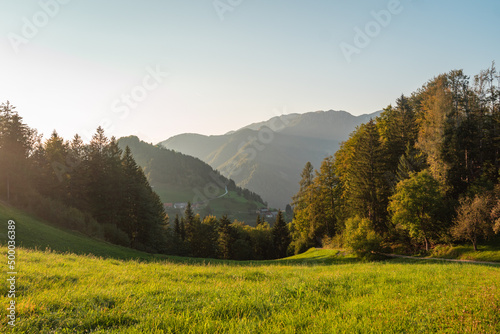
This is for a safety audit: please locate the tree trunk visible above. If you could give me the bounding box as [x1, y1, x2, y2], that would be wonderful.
[424, 236, 429, 252]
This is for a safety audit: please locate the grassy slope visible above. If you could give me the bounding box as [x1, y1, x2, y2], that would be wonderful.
[0, 202, 157, 260]
[431, 241, 500, 262]
[0, 248, 499, 333]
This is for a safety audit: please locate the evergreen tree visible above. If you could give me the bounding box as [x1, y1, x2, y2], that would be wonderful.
[292, 162, 314, 210]
[314, 156, 340, 237]
[0, 102, 36, 202]
[183, 202, 195, 243]
[37, 131, 70, 201]
[180, 219, 186, 242]
[173, 214, 181, 239]
[255, 214, 262, 227]
[272, 210, 291, 258]
[218, 215, 234, 259]
[290, 162, 317, 249]
[196, 215, 219, 258]
[350, 120, 387, 232]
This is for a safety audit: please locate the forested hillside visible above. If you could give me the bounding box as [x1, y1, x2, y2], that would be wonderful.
[160, 110, 381, 208]
[0, 108, 168, 253]
[291, 65, 500, 255]
[117, 136, 265, 207]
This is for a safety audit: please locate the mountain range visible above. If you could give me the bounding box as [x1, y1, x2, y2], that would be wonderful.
[159, 110, 381, 208]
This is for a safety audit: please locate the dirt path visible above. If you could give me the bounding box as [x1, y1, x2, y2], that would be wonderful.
[378, 252, 500, 266]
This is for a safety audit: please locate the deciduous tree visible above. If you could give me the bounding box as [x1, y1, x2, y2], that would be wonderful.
[389, 170, 444, 251]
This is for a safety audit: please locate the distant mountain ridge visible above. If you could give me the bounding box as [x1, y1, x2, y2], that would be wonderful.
[160, 109, 382, 208]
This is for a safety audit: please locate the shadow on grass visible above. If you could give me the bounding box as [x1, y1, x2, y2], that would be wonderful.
[159, 249, 360, 267]
[379, 254, 500, 268]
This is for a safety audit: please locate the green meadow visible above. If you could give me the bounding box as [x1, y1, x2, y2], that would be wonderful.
[0, 247, 498, 333]
[1, 203, 500, 333]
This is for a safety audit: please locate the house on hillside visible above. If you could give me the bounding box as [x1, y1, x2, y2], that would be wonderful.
[265, 211, 279, 220]
[174, 202, 188, 210]
[164, 203, 173, 208]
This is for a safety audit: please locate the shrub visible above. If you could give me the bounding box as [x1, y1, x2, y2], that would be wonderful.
[103, 224, 131, 247]
[344, 216, 382, 260]
[289, 236, 312, 255]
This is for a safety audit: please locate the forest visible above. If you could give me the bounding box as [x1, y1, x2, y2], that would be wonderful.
[290, 64, 500, 257]
[2, 65, 500, 261]
[0, 106, 288, 259]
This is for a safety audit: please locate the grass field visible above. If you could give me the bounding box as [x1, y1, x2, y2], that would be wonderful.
[0, 247, 499, 333]
[1, 203, 500, 333]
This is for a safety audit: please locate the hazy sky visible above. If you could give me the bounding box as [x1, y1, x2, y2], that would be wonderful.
[1, 0, 499, 143]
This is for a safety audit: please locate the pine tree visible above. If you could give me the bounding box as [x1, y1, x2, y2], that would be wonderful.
[350, 120, 387, 232]
[272, 210, 291, 258]
[180, 219, 186, 242]
[255, 214, 262, 227]
[0, 102, 35, 202]
[37, 131, 70, 201]
[290, 162, 317, 248]
[218, 215, 234, 259]
[314, 156, 340, 237]
[183, 202, 195, 243]
[292, 162, 314, 210]
[174, 214, 181, 239]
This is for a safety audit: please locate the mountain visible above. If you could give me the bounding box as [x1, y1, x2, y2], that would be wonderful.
[117, 136, 267, 223]
[159, 109, 382, 208]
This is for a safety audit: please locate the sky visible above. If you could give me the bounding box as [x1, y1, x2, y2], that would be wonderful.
[0, 0, 499, 144]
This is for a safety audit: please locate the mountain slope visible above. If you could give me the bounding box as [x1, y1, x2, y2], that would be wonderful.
[160, 110, 381, 208]
[117, 136, 266, 222]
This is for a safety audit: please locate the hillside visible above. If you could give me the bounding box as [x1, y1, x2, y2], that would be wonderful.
[160, 110, 381, 208]
[117, 136, 267, 223]
[0, 201, 155, 260]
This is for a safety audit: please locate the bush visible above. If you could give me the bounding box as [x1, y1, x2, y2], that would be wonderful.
[344, 216, 382, 260]
[103, 224, 131, 247]
[431, 244, 460, 259]
[17, 191, 104, 239]
[321, 234, 344, 249]
[289, 236, 312, 255]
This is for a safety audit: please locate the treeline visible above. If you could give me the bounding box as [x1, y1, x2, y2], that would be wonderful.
[0, 105, 169, 252]
[291, 64, 500, 256]
[170, 203, 290, 260]
[0, 104, 286, 258]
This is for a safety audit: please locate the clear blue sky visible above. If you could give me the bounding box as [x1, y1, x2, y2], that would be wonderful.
[1, 0, 499, 143]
